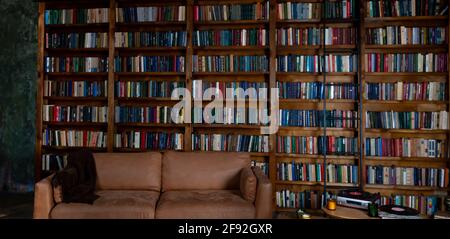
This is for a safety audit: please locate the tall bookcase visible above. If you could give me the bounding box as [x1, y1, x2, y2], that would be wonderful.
[361, 0, 449, 213]
[36, 0, 449, 216]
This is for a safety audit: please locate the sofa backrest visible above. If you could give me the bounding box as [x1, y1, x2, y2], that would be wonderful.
[162, 151, 250, 192]
[93, 152, 161, 191]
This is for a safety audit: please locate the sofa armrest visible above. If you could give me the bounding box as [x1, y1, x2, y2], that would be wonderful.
[33, 174, 55, 219]
[252, 167, 272, 219]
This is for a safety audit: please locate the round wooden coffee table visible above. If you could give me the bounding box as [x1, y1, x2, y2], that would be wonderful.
[322, 206, 379, 219]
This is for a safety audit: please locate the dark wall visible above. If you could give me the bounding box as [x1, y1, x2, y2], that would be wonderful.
[0, 0, 37, 192]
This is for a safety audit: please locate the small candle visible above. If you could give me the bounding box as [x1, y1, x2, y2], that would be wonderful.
[327, 199, 337, 211]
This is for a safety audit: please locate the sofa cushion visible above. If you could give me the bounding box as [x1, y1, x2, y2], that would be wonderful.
[93, 152, 161, 191]
[240, 167, 257, 203]
[155, 190, 255, 219]
[50, 190, 159, 219]
[162, 151, 250, 192]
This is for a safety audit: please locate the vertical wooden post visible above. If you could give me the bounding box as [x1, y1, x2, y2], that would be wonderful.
[185, 0, 194, 151]
[268, 0, 277, 211]
[107, 0, 116, 152]
[359, 0, 367, 191]
[35, 2, 46, 182]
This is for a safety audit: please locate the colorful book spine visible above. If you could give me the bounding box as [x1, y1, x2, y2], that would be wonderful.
[193, 29, 268, 47]
[45, 8, 109, 25]
[276, 2, 320, 20]
[41, 154, 67, 171]
[194, 2, 269, 21]
[115, 31, 187, 48]
[279, 110, 358, 128]
[43, 129, 107, 148]
[116, 6, 186, 23]
[365, 82, 446, 101]
[115, 106, 183, 124]
[192, 55, 268, 72]
[380, 194, 440, 216]
[45, 57, 109, 73]
[44, 80, 107, 97]
[192, 80, 267, 100]
[276, 54, 355, 72]
[276, 189, 332, 209]
[43, 105, 107, 123]
[367, 26, 447, 45]
[366, 165, 449, 188]
[278, 82, 357, 100]
[322, 0, 355, 19]
[115, 81, 185, 98]
[364, 53, 448, 72]
[365, 137, 443, 158]
[366, 0, 446, 17]
[365, 111, 449, 129]
[276, 136, 358, 155]
[192, 134, 269, 152]
[192, 106, 266, 125]
[277, 162, 358, 184]
[46, 32, 108, 48]
[114, 56, 185, 72]
[324, 27, 356, 45]
[114, 131, 184, 150]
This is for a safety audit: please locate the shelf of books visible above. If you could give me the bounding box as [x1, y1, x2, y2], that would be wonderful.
[361, 0, 450, 215]
[274, 0, 361, 212]
[191, 0, 271, 175]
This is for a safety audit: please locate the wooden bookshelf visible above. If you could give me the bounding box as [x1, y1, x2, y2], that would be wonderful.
[36, 0, 450, 215]
[360, 0, 450, 215]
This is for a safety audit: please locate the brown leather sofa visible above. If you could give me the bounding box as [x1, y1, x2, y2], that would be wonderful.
[33, 151, 272, 219]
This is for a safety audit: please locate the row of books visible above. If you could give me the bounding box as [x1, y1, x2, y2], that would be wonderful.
[193, 29, 268, 47]
[194, 3, 269, 21]
[114, 131, 183, 150]
[365, 111, 449, 129]
[322, 0, 355, 19]
[366, 0, 446, 17]
[366, 26, 447, 45]
[276, 54, 356, 72]
[364, 53, 448, 72]
[276, 189, 328, 209]
[366, 166, 448, 188]
[365, 137, 444, 158]
[45, 57, 108, 73]
[276, 2, 320, 20]
[279, 110, 358, 128]
[277, 162, 358, 184]
[44, 80, 107, 97]
[278, 82, 358, 100]
[43, 105, 107, 123]
[192, 107, 268, 125]
[115, 106, 181, 124]
[192, 55, 268, 73]
[115, 32, 187, 48]
[116, 7, 186, 23]
[41, 154, 67, 172]
[191, 134, 269, 152]
[192, 80, 267, 100]
[364, 82, 446, 101]
[114, 56, 185, 72]
[46, 32, 108, 49]
[277, 136, 358, 155]
[276, 27, 355, 46]
[115, 81, 185, 98]
[380, 194, 440, 216]
[252, 161, 269, 176]
[45, 8, 109, 25]
[43, 129, 107, 148]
